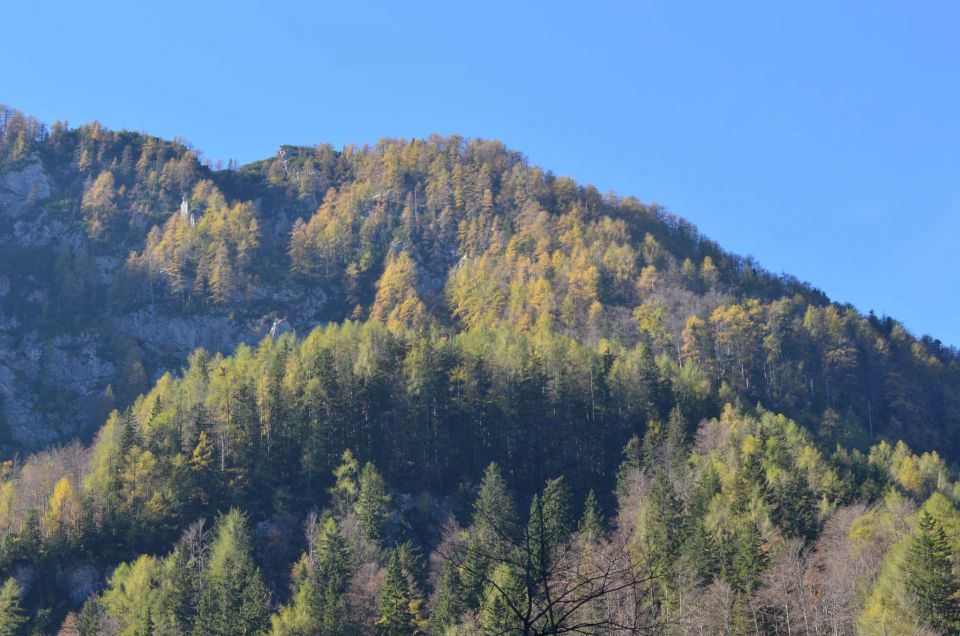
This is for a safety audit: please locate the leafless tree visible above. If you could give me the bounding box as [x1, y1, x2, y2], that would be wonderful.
[438, 497, 662, 635]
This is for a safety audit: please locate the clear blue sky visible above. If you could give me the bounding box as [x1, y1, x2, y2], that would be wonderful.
[5, 1, 959, 345]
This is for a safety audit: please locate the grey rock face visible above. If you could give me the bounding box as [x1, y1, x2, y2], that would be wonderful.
[12, 214, 83, 249]
[0, 160, 50, 217]
[0, 158, 337, 451]
[115, 308, 246, 361]
[0, 330, 115, 447]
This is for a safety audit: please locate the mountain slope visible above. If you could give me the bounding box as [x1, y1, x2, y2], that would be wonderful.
[0, 105, 956, 457]
[2, 107, 960, 632]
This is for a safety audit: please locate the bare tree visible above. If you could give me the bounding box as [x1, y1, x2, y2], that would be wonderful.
[438, 498, 661, 635]
[753, 537, 811, 635]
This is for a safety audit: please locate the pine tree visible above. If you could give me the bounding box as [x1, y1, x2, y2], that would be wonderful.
[194, 509, 271, 636]
[472, 463, 518, 544]
[76, 598, 102, 636]
[905, 511, 960, 633]
[637, 475, 687, 611]
[377, 550, 416, 636]
[540, 476, 574, 546]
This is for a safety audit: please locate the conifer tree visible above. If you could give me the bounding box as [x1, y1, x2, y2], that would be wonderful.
[905, 511, 960, 633]
[730, 521, 767, 594]
[81, 170, 118, 238]
[159, 541, 199, 635]
[0, 578, 25, 636]
[330, 449, 360, 514]
[428, 562, 466, 635]
[271, 515, 352, 636]
[477, 564, 526, 635]
[528, 476, 573, 583]
[579, 489, 604, 542]
[461, 463, 518, 606]
[355, 462, 391, 544]
[194, 509, 270, 636]
[472, 463, 518, 545]
[377, 550, 416, 636]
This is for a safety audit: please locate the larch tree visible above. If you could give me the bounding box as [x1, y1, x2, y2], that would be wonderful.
[0, 578, 26, 636]
[81, 170, 118, 238]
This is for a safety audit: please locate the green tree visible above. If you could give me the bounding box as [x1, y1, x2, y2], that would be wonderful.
[461, 464, 519, 606]
[355, 462, 391, 544]
[428, 562, 466, 635]
[905, 511, 960, 633]
[271, 516, 352, 635]
[377, 550, 417, 636]
[100, 554, 163, 636]
[730, 521, 767, 594]
[579, 489, 604, 542]
[330, 449, 360, 514]
[472, 463, 519, 547]
[76, 597, 102, 636]
[0, 578, 26, 636]
[528, 476, 573, 583]
[159, 539, 201, 635]
[195, 509, 271, 636]
[477, 564, 526, 635]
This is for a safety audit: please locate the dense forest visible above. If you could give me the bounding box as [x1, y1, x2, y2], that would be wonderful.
[1, 106, 960, 633]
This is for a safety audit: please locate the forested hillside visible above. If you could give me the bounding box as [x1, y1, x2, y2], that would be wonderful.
[1, 106, 960, 633]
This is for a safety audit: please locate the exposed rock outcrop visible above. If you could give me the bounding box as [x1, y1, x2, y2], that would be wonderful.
[0, 160, 50, 217]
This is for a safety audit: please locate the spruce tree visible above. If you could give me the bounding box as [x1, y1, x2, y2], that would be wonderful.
[462, 463, 518, 607]
[194, 509, 270, 636]
[540, 476, 574, 546]
[76, 598, 102, 636]
[477, 564, 526, 635]
[271, 516, 352, 635]
[159, 542, 198, 634]
[428, 562, 466, 635]
[905, 511, 960, 633]
[355, 462, 391, 544]
[377, 550, 416, 636]
[579, 489, 604, 542]
[730, 521, 767, 593]
[472, 463, 518, 547]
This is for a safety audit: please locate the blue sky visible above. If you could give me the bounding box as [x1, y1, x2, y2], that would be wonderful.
[5, 1, 959, 344]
